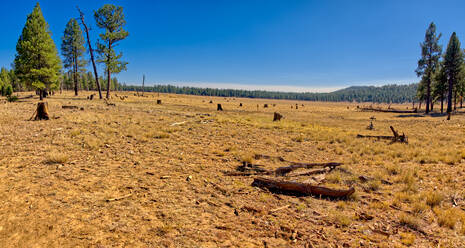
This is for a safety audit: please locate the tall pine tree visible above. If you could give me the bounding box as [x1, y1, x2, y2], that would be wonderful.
[416, 22, 442, 114]
[444, 32, 463, 116]
[94, 4, 129, 99]
[61, 18, 86, 96]
[14, 3, 61, 100]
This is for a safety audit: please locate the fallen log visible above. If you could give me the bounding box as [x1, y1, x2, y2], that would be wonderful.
[360, 107, 417, 114]
[62, 105, 79, 109]
[275, 162, 342, 176]
[252, 177, 355, 198]
[357, 126, 407, 143]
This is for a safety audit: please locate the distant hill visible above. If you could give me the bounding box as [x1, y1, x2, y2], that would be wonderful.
[120, 83, 418, 103]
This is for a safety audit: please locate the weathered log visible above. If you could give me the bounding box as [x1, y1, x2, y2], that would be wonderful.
[217, 104, 223, 111]
[360, 107, 417, 113]
[31, 102, 50, 120]
[252, 177, 355, 198]
[273, 112, 283, 121]
[275, 162, 342, 176]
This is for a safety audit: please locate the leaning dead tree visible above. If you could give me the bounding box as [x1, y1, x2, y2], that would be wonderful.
[77, 6, 103, 99]
[357, 126, 408, 143]
[30, 102, 50, 120]
[252, 177, 355, 198]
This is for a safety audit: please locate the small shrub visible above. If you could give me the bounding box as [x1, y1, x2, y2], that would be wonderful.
[400, 232, 415, 246]
[434, 207, 458, 229]
[7, 95, 18, 102]
[425, 191, 444, 207]
[45, 152, 69, 164]
[399, 213, 420, 231]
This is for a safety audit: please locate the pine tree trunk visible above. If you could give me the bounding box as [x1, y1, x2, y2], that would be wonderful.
[425, 78, 430, 114]
[454, 91, 457, 110]
[106, 41, 112, 99]
[39, 89, 43, 101]
[73, 55, 78, 96]
[430, 100, 434, 111]
[441, 97, 444, 113]
[447, 77, 453, 114]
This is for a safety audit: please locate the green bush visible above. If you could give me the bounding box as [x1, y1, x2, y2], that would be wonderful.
[7, 95, 18, 102]
[4, 84, 13, 96]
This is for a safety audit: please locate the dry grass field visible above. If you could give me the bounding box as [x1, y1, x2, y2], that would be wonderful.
[0, 91, 465, 247]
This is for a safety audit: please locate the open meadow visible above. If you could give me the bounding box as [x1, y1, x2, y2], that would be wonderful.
[0, 91, 464, 247]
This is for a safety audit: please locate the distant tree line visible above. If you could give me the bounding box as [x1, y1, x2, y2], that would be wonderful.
[119, 83, 418, 103]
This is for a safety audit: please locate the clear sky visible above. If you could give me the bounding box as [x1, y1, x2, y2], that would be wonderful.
[1, 0, 464, 92]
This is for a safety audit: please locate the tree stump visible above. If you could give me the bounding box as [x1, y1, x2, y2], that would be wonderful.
[157, 99, 162, 104]
[264, 104, 268, 108]
[89, 94, 94, 100]
[209, 100, 213, 104]
[273, 112, 283, 121]
[217, 104, 223, 111]
[239, 103, 243, 107]
[33, 102, 50, 120]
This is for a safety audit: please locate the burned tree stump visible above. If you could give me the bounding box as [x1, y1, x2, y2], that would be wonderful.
[239, 103, 243, 107]
[157, 99, 162, 104]
[209, 100, 213, 104]
[32, 102, 50, 120]
[217, 104, 223, 111]
[89, 94, 95, 100]
[273, 112, 283, 121]
[264, 104, 268, 108]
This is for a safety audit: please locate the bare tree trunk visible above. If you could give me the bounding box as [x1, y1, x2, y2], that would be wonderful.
[430, 100, 434, 111]
[73, 55, 78, 96]
[425, 78, 431, 114]
[441, 96, 444, 113]
[39, 89, 43, 101]
[77, 7, 103, 99]
[106, 41, 112, 99]
[447, 77, 453, 114]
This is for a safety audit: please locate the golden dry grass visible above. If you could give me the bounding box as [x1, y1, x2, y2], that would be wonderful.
[0, 91, 464, 247]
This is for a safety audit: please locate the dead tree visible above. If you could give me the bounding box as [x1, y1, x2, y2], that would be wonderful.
[77, 7, 102, 99]
[31, 102, 50, 120]
[273, 112, 283, 121]
[217, 104, 223, 111]
[252, 177, 355, 198]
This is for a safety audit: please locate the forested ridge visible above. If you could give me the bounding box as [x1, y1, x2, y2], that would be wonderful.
[118, 83, 419, 103]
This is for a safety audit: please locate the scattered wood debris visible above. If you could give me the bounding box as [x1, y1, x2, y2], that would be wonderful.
[252, 177, 355, 198]
[357, 126, 408, 143]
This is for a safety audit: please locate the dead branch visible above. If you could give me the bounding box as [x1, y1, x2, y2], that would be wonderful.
[252, 177, 355, 198]
[105, 193, 132, 202]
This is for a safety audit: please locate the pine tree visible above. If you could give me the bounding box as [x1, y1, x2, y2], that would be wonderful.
[14, 3, 61, 100]
[416, 22, 442, 114]
[61, 18, 86, 96]
[444, 32, 463, 116]
[432, 62, 447, 113]
[94, 4, 129, 99]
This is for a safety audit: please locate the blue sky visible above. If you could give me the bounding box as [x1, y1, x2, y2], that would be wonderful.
[1, 0, 464, 92]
